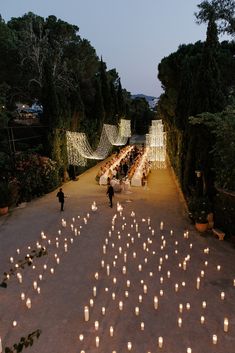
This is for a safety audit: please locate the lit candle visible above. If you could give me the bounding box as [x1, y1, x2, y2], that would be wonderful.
[95, 336, 99, 348]
[102, 307, 106, 315]
[10, 257, 14, 263]
[183, 261, 187, 270]
[159, 290, 164, 296]
[89, 299, 94, 307]
[26, 298, 31, 309]
[39, 274, 43, 280]
[21, 292, 25, 300]
[127, 280, 131, 287]
[123, 266, 127, 274]
[221, 291, 225, 300]
[143, 285, 147, 294]
[56, 258, 60, 265]
[139, 295, 143, 303]
[33, 281, 37, 289]
[110, 326, 114, 337]
[141, 322, 145, 330]
[178, 317, 182, 327]
[202, 301, 207, 309]
[167, 271, 171, 278]
[160, 277, 163, 284]
[186, 303, 191, 310]
[125, 290, 129, 298]
[127, 342, 132, 351]
[175, 283, 179, 292]
[196, 277, 200, 290]
[224, 318, 229, 332]
[154, 296, 158, 309]
[200, 270, 205, 278]
[37, 287, 40, 294]
[212, 334, 217, 344]
[201, 316, 205, 324]
[95, 321, 99, 330]
[50, 268, 54, 274]
[113, 277, 117, 284]
[217, 265, 221, 271]
[84, 306, 89, 321]
[94, 272, 99, 280]
[179, 304, 183, 313]
[135, 306, 140, 316]
[0, 337, 2, 353]
[160, 222, 164, 230]
[233, 279, 235, 286]
[106, 265, 110, 276]
[93, 286, 97, 297]
[79, 334, 84, 341]
[103, 245, 106, 254]
[119, 301, 123, 311]
[133, 252, 136, 258]
[158, 336, 163, 348]
[187, 348, 192, 353]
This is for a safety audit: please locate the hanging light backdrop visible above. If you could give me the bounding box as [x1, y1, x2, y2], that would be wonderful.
[146, 120, 167, 168]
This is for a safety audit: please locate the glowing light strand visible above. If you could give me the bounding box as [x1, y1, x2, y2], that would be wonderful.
[146, 120, 167, 168]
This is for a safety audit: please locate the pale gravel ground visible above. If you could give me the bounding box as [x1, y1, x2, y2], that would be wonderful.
[0, 162, 235, 353]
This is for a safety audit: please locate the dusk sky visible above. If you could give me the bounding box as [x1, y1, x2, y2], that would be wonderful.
[1, 0, 216, 97]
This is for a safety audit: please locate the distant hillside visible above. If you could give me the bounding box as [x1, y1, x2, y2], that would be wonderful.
[131, 94, 158, 109]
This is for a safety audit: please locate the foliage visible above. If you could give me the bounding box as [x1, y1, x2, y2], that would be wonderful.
[4, 329, 41, 353]
[188, 196, 212, 223]
[0, 182, 11, 208]
[195, 0, 235, 36]
[15, 153, 60, 202]
[190, 103, 235, 191]
[0, 247, 47, 288]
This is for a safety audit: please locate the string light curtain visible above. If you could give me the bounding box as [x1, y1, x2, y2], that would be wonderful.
[104, 124, 128, 146]
[66, 119, 131, 166]
[119, 119, 131, 138]
[146, 120, 167, 168]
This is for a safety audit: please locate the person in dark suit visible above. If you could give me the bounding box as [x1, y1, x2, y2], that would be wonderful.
[106, 184, 114, 208]
[56, 188, 65, 211]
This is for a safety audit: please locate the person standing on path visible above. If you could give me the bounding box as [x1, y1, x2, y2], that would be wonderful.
[56, 188, 65, 211]
[106, 183, 114, 208]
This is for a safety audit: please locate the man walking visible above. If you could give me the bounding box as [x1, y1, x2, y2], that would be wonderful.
[106, 183, 114, 208]
[56, 188, 65, 211]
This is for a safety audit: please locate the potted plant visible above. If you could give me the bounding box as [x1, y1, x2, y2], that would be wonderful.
[188, 196, 211, 232]
[0, 182, 11, 215]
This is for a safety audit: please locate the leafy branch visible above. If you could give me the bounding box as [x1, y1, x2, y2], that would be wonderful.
[4, 329, 41, 353]
[0, 248, 47, 288]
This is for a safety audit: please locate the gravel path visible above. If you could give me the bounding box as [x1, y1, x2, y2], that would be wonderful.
[0, 163, 235, 353]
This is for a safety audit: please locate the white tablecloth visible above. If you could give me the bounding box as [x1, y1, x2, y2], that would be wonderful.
[131, 149, 150, 187]
[99, 146, 133, 185]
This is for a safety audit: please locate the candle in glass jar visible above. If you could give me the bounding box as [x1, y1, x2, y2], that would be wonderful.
[26, 298, 31, 309]
[127, 342, 132, 351]
[224, 318, 229, 332]
[84, 306, 89, 321]
[212, 334, 217, 344]
[178, 317, 182, 327]
[158, 336, 163, 348]
[135, 306, 140, 316]
[110, 326, 114, 337]
[154, 296, 158, 309]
